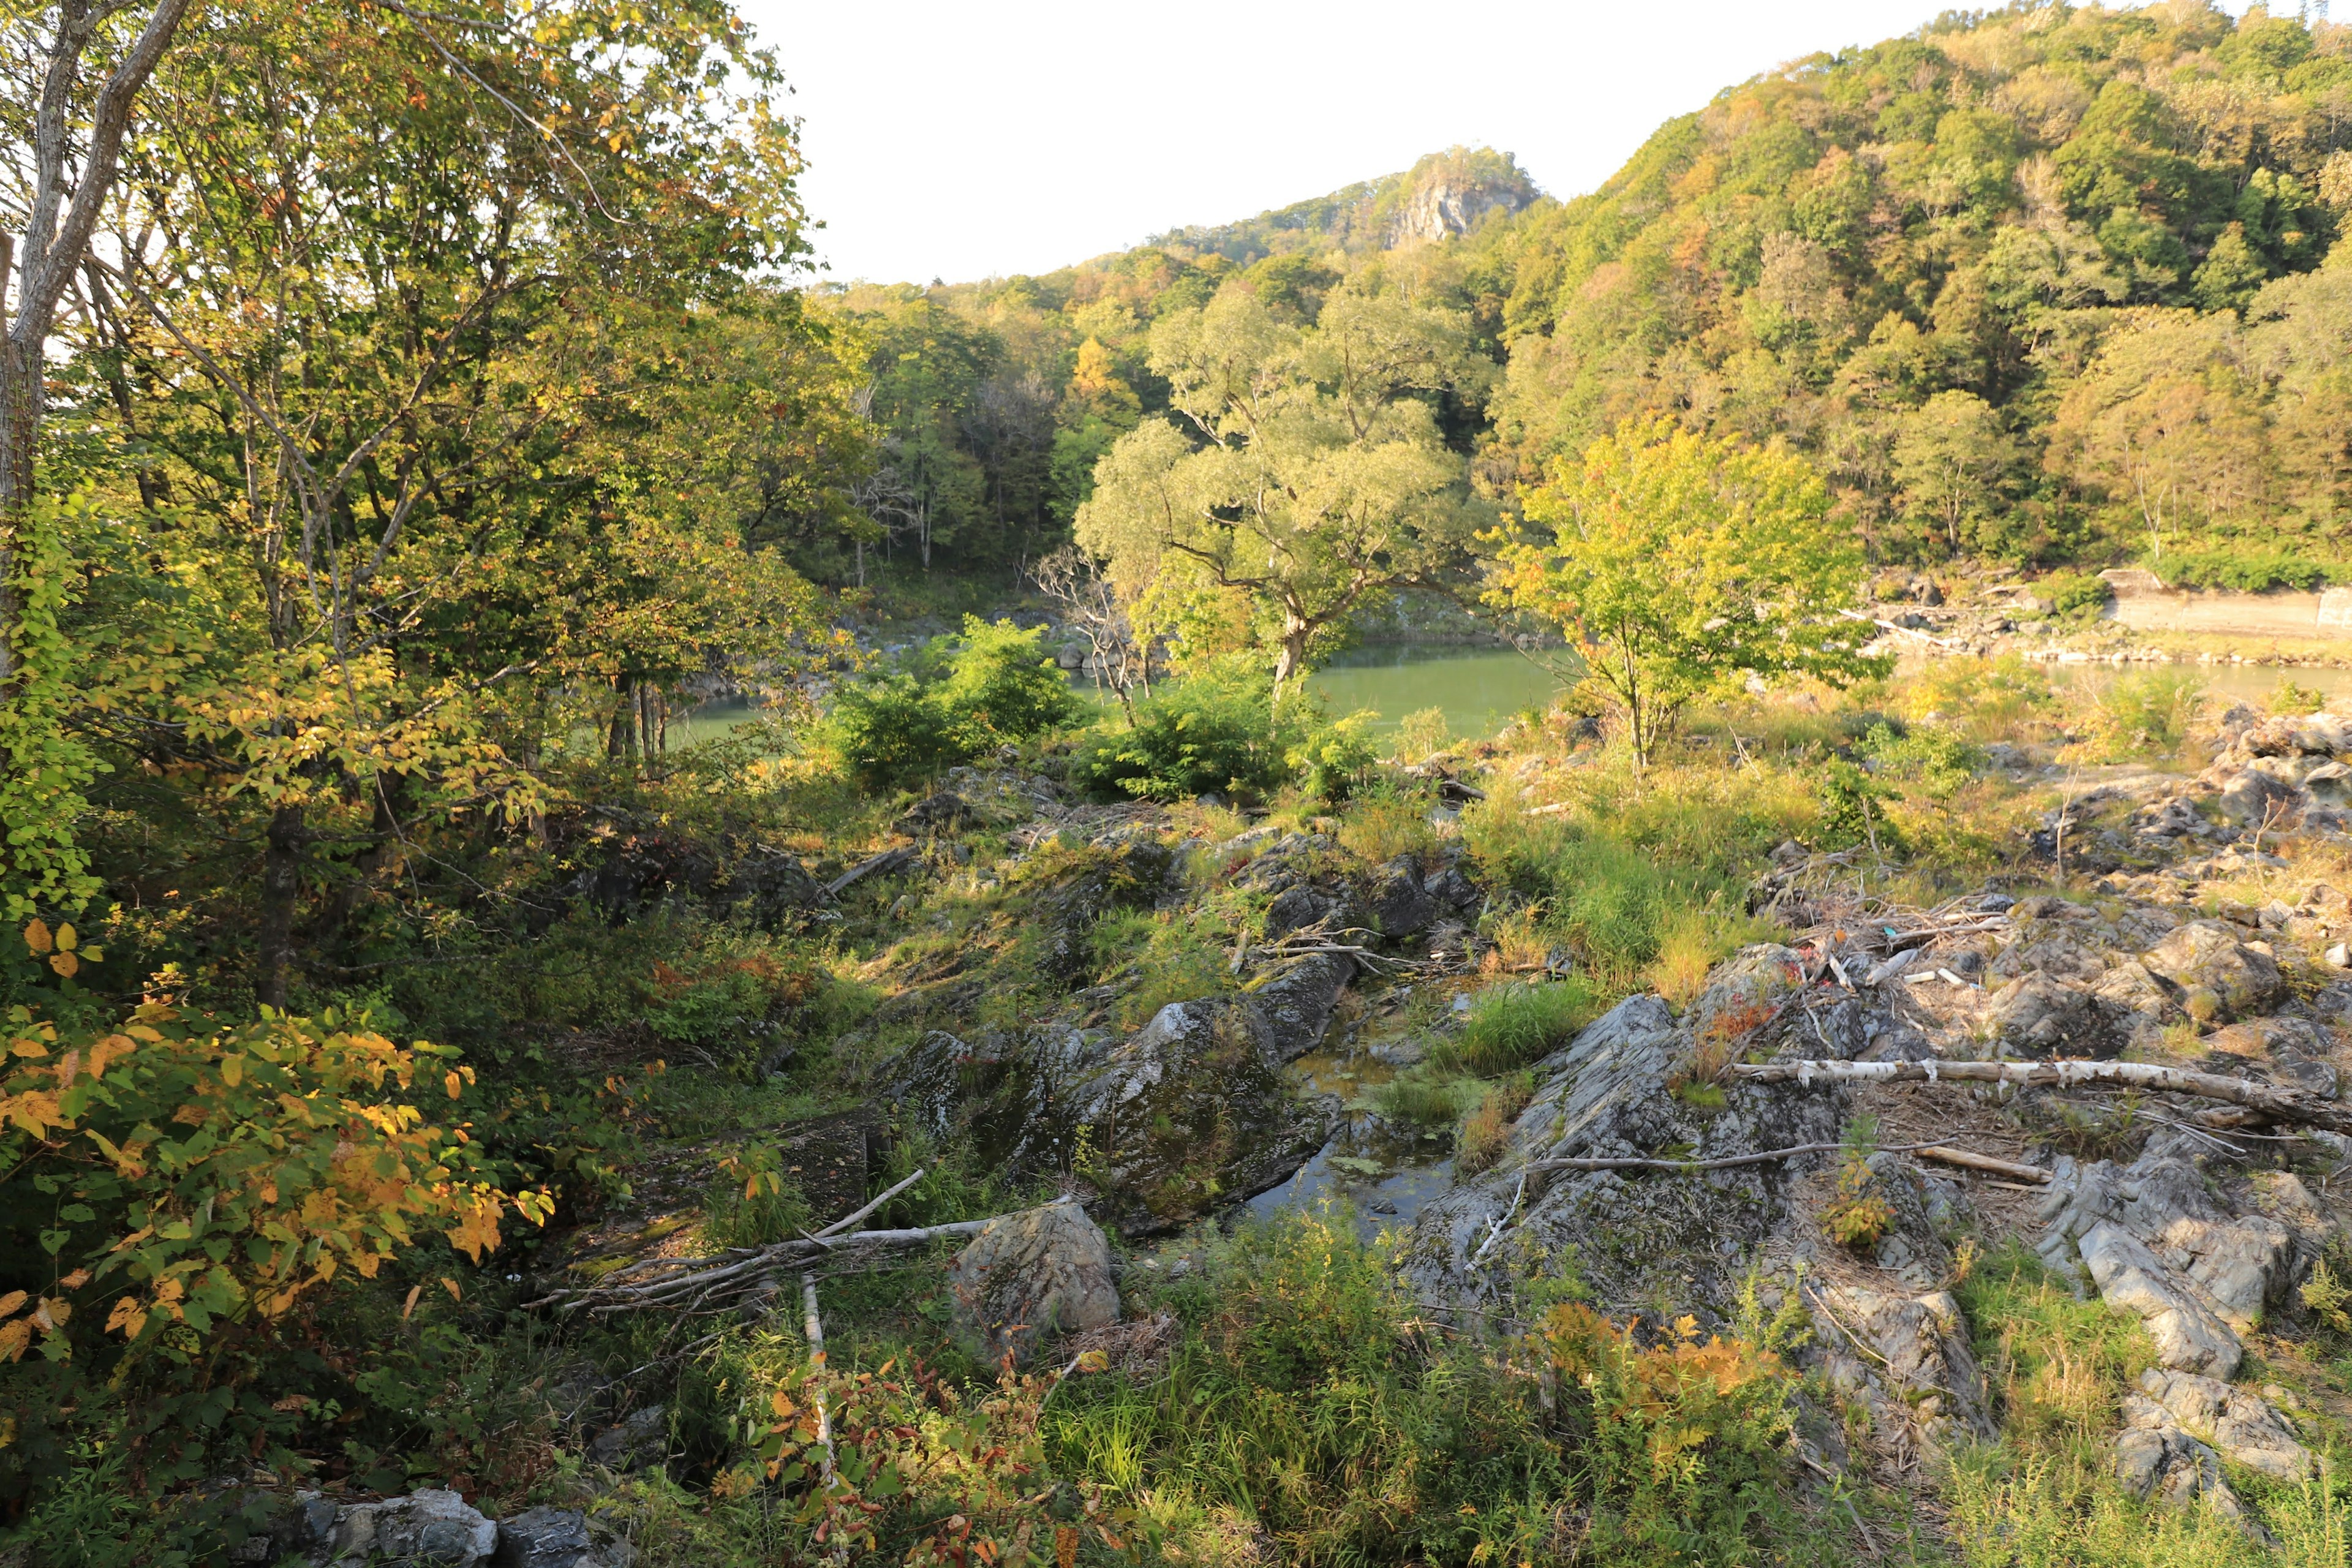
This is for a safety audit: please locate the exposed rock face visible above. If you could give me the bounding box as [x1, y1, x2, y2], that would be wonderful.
[491, 1508, 635, 1568]
[586, 1405, 669, 1471]
[2037, 1136, 2305, 1379]
[2116, 1398, 2244, 1518]
[326, 1490, 500, 1567]
[2138, 921, 2285, 1021]
[895, 792, 974, 837]
[1063, 985, 1333, 1233]
[949, 1202, 1121, 1367]
[1983, 974, 2136, 1058]
[723, 846, 828, 929]
[1403, 982, 1845, 1310]
[1812, 1282, 1996, 1448]
[1368, 856, 1438, 938]
[2134, 1368, 2313, 1481]
[1039, 842, 1175, 987]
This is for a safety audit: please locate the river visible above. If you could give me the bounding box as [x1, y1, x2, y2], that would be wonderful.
[676, 645, 2352, 752]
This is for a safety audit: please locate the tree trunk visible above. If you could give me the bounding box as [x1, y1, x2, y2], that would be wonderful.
[607, 674, 637, 760]
[1271, 616, 1310, 699]
[0, 324, 35, 693]
[256, 802, 306, 1010]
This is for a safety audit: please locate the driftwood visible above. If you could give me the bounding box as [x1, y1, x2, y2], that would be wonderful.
[1730, 1058, 2352, 1137]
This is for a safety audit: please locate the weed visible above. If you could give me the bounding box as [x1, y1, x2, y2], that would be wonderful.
[1436, 980, 1597, 1074]
[1456, 1072, 1535, 1174]
[1336, 783, 1440, 867]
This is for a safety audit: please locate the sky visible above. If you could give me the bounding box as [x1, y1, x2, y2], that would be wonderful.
[736, 0, 1977, 287]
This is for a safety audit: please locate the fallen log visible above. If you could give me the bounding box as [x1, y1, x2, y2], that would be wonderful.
[1524, 1139, 1969, 1177]
[529, 1198, 1072, 1316]
[1912, 1144, 2049, 1184]
[1728, 1058, 2352, 1136]
[825, 845, 920, 897]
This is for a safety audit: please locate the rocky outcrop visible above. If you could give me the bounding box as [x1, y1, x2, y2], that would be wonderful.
[326, 1490, 501, 1567]
[2036, 1136, 2302, 1379]
[2133, 1368, 2313, 1481]
[949, 1202, 1121, 1366]
[2138, 921, 2285, 1022]
[233, 1494, 630, 1568]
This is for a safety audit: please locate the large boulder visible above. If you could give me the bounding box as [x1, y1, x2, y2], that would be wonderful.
[1063, 993, 1329, 1232]
[949, 1202, 1121, 1366]
[723, 847, 827, 928]
[1983, 974, 2136, 1058]
[1368, 856, 1438, 940]
[326, 1490, 500, 1567]
[2138, 921, 2285, 1022]
[2116, 1398, 2244, 1520]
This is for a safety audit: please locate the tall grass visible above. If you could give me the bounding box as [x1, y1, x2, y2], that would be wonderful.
[1039, 1209, 1827, 1567]
[1433, 979, 1599, 1074]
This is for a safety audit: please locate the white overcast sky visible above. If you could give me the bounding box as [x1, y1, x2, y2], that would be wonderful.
[736, 0, 1994, 285]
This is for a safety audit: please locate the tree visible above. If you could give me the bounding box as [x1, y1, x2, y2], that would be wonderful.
[1, 0, 192, 684]
[58, 1, 830, 1005]
[1074, 280, 1492, 693]
[1487, 418, 1877, 771]
[1890, 390, 2021, 554]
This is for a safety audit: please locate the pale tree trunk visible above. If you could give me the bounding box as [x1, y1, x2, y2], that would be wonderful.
[0, 0, 195, 685]
[255, 802, 306, 1010]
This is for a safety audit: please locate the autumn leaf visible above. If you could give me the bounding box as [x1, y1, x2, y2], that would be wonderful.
[23, 921, 51, 955]
[401, 1284, 423, 1321]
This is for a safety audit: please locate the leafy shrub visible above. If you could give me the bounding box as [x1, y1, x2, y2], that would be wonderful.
[2270, 679, 2326, 716]
[704, 1144, 813, 1249]
[2162, 548, 2348, 593]
[831, 619, 1078, 790]
[1068, 662, 1286, 801]
[2076, 669, 2204, 760]
[1336, 785, 1441, 867]
[1395, 705, 1450, 761]
[2040, 570, 2113, 617]
[1526, 1298, 1801, 1562]
[0, 980, 548, 1502]
[1285, 708, 1381, 803]
[1817, 756, 1902, 852]
[1860, 720, 1982, 799]
[643, 946, 812, 1052]
[1437, 980, 1597, 1074]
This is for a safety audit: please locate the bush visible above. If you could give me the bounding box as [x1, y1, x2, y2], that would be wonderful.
[2161, 548, 2347, 594]
[830, 619, 1077, 790]
[2040, 570, 2113, 617]
[2076, 669, 2204, 760]
[0, 979, 549, 1505]
[1860, 720, 1981, 799]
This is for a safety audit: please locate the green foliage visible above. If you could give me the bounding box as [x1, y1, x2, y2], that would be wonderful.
[2077, 669, 2207, 761]
[2162, 548, 2351, 594]
[2041, 570, 2116, 617]
[1819, 758, 1902, 853]
[1489, 419, 1881, 768]
[0, 494, 108, 924]
[1068, 664, 1287, 802]
[1438, 979, 1599, 1074]
[1859, 720, 1982, 800]
[831, 619, 1078, 789]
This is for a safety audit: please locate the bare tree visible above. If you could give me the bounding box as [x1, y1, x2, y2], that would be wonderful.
[850, 467, 924, 588]
[1030, 545, 1147, 722]
[1, 0, 192, 685]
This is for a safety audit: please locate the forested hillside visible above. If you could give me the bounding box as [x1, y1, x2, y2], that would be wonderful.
[837, 2, 2352, 591]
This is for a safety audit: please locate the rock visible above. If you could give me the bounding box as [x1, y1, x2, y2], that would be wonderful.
[491, 1508, 634, 1568]
[1264, 884, 1331, 937]
[1422, 863, 1482, 913]
[586, 1405, 668, 1471]
[1983, 974, 2135, 1058]
[1248, 953, 1355, 1063]
[228, 1492, 340, 1566]
[1368, 856, 1438, 939]
[2079, 1221, 2245, 1377]
[327, 1490, 500, 1567]
[1039, 842, 1174, 987]
[1685, 944, 1806, 1043]
[2205, 1016, 2339, 1099]
[1064, 995, 1327, 1232]
[1812, 1281, 1994, 1447]
[2135, 1368, 2313, 1482]
[2116, 1398, 2245, 1520]
[2139, 921, 2285, 1022]
[949, 1202, 1121, 1367]
[723, 847, 827, 928]
[2330, 943, 2351, 970]
[2215, 768, 2305, 827]
[894, 793, 974, 836]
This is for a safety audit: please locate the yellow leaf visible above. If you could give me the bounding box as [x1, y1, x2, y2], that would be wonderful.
[104, 1297, 146, 1340]
[48, 952, 77, 979]
[221, 1055, 244, 1087]
[440, 1276, 461, 1302]
[59, 1270, 88, 1291]
[0, 1321, 28, 1362]
[445, 1069, 462, 1101]
[770, 1389, 796, 1419]
[54, 925, 75, 953]
[745, 1175, 759, 1201]
[401, 1284, 422, 1321]
[0, 1291, 24, 1319]
[23, 921, 50, 955]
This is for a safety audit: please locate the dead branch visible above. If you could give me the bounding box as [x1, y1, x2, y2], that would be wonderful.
[1912, 1145, 2050, 1184]
[1521, 1139, 1977, 1177]
[802, 1274, 835, 1485]
[826, 845, 919, 897]
[1729, 1058, 2352, 1136]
